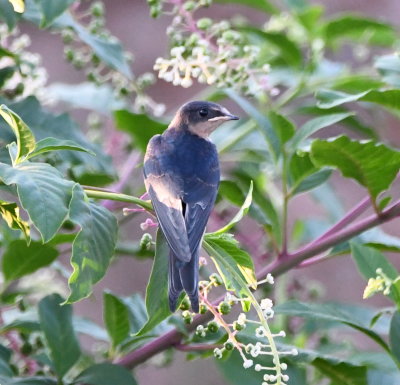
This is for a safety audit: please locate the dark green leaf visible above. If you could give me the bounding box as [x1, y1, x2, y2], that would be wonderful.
[0, 67, 15, 88]
[311, 136, 400, 200]
[215, 0, 277, 13]
[0, 104, 36, 164]
[0, 97, 115, 186]
[103, 291, 130, 348]
[325, 15, 396, 46]
[2, 240, 58, 281]
[73, 363, 137, 385]
[0, 162, 75, 242]
[38, 294, 81, 378]
[389, 311, 400, 364]
[27, 137, 95, 160]
[66, 185, 118, 302]
[10, 378, 57, 385]
[136, 230, 171, 336]
[316, 89, 400, 111]
[36, 0, 74, 27]
[289, 112, 353, 150]
[114, 110, 166, 153]
[268, 111, 295, 149]
[218, 180, 245, 206]
[0, 200, 29, 239]
[289, 152, 331, 195]
[212, 182, 252, 235]
[0, 0, 17, 29]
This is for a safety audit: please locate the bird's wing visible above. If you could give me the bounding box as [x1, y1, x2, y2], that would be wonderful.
[144, 135, 191, 263]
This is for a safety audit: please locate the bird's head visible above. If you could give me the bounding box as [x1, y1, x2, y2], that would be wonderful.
[169, 101, 239, 138]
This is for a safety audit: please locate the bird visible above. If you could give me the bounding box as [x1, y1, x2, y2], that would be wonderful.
[143, 101, 239, 312]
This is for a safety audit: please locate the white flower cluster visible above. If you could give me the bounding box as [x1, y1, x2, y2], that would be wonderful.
[0, 26, 48, 100]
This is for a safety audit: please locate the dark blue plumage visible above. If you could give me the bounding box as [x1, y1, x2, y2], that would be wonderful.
[143, 101, 238, 312]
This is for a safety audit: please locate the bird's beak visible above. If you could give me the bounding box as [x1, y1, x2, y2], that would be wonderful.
[208, 111, 239, 122]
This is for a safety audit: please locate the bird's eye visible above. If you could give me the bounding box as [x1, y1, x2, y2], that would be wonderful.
[199, 108, 208, 117]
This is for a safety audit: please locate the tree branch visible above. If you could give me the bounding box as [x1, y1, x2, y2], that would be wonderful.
[115, 197, 400, 369]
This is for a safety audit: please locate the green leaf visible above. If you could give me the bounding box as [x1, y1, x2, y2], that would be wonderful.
[275, 301, 391, 353]
[9, 378, 57, 385]
[114, 110, 166, 153]
[289, 152, 331, 195]
[311, 136, 400, 200]
[212, 181, 253, 235]
[0, 97, 115, 185]
[324, 15, 396, 46]
[316, 89, 400, 111]
[103, 291, 130, 348]
[389, 311, 400, 364]
[375, 54, 400, 88]
[0, 0, 17, 29]
[72, 22, 132, 79]
[226, 90, 280, 161]
[0, 162, 75, 242]
[136, 230, 171, 336]
[73, 317, 109, 342]
[26, 137, 95, 160]
[204, 234, 256, 291]
[0, 200, 29, 239]
[66, 184, 118, 303]
[215, 0, 278, 14]
[2, 240, 58, 281]
[36, 0, 74, 27]
[289, 112, 353, 150]
[73, 363, 137, 385]
[0, 104, 36, 164]
[242, 28, 302, 67]
[38, 294, 81, 378]
[268, 111, 295, 149]
[0, 66, 15, 88]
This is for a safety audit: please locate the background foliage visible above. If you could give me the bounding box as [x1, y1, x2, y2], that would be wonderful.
[0, 0, 400, 384]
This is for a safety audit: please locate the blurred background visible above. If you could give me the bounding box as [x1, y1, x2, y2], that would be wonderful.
[18, 1, 400, 383]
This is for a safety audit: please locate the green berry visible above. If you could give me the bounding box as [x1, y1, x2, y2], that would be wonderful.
[197, 18, 212, 30]
[207, 320, 219, 333]
[210, 273, 223, 286]
[140, 233, 152, 250]
[150, 5, 161, 18]
[218, 301, 231, 315]
[233, 321, 245, 331]
[199, 303, 207, 314]
[179, 296, 191, 311]
[183, 1, 196, 11]
[224, 341, 234, 351]
[182, 310, 193, 324]
[90, 2, 104, 17]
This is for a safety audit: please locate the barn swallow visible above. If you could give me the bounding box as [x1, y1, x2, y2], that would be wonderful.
[143, 101, 239, 312]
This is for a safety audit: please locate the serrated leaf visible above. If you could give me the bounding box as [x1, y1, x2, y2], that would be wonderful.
[27, 137, 95, 160]
[389, 311, 400, 363]
[38, 294, 81, 378]
[103, 291, 130, 348]
[114, 110, 166, 153]
[0, 162, 74, 242]
[289, 112, 353, 150]
[2, 240, 58, 281]
[204, 234, 256, 291]
[73, 363, 137, 385]
[136, 230, 171, 336]
[36, 0, 74, 27]
[212, 182, 253, 235]
[316, 89, 400, 110]
[0, 200, 29, 239]
[66, 184, 118, 302]
[311, 136, 400, 200]
[0, 104, 36, 164]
